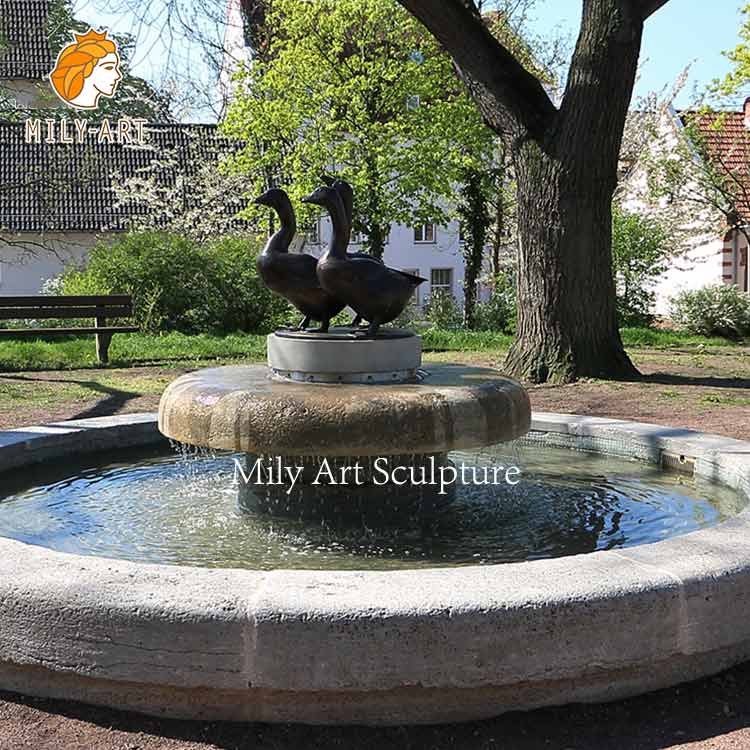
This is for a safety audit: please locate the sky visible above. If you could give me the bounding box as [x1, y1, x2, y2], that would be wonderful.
[74, 0, 748, 122]
[528, 0, 746, 107]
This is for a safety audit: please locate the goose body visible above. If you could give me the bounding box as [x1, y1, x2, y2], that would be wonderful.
[255, 188, 345, 331]
[303, 185, 426, 337]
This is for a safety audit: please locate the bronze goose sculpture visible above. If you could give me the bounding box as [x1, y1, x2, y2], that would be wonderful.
[303, 185, 426, 337]
[254, 188, 346, 332]
[326, 178, 384, 326]
[324, 177, 383, 263]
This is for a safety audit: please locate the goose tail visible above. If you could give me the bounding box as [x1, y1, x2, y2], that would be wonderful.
[398, 271, 427, 286]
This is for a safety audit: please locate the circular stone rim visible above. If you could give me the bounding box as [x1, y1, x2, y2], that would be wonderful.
[157, 364, 532, 456]
[1, 412, 750, 724]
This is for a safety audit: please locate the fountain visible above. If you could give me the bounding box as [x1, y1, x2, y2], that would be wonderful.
[1, 182, 750, 724]
[159, 182, 531, 521]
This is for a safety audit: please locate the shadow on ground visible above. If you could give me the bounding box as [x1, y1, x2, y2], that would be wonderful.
[1, 374, 142, 421]
[639, 372, 750, 390]
[3, 659, 750, 750]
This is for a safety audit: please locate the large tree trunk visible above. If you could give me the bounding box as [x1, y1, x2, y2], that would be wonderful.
[506, 142, 635, 382]
[396, 0, 668, 383]
[504, 0, 643, 382]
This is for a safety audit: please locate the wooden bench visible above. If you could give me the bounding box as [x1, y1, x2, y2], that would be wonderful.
[0, 295, 139, 363]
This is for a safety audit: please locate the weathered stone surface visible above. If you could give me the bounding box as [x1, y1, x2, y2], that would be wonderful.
[158, 364, 532, 456]
[0, 412, 750, 724]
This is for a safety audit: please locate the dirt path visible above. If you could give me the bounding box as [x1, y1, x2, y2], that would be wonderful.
[2, 663, 750, 750]
[2, 347, 750, 748]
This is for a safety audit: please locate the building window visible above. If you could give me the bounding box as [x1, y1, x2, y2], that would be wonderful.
[305, 220, 319, 245]
[350, 228, 390, 245]
[406, 94, 421, 111]
[430, 268, 453, 297]
[402, 268, 421, 305]
[414, 224, 436, 243]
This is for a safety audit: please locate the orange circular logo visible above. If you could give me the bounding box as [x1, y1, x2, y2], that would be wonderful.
[49, 28, 122, 110]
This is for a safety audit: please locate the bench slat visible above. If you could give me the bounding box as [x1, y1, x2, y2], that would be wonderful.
[0, 326, 139, 336]
[0, 295, 132, 308]
[0, 306, 132, 320]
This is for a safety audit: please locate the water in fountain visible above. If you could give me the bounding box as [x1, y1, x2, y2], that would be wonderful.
[0, 440, 743, 570]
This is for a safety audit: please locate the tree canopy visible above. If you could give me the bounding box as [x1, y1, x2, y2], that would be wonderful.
[717, 3, 750, 97]
[222, 0, 495, 257]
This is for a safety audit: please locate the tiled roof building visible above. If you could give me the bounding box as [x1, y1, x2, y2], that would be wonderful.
[0, 0, 54, 79]
[0, 0, 249, 294]
[623, 102, 750, 310]
[681, 107, 750, 224]
[0, 122, 242, 233]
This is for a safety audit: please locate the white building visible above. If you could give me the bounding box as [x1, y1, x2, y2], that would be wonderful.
[621, 103, 750, 316]
[301, 216, 467, 306]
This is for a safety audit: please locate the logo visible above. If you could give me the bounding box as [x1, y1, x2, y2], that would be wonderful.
[49, 28, 122, 111]
[24, 27, 146, 146]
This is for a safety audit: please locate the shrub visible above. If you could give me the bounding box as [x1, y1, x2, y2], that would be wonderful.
[475, 272, 516, 333]
[392, 299, 421, 329]
[424, 291, 463, 329]
[671, 284, 750, 339]
[612, 207, 669, 327]
[60, 232, 290, 334]
[205, 236, 292, 333]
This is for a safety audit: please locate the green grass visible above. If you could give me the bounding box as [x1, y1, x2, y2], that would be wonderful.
[0, 326, 745, 373]
[421, 329, 514, 351]
[0, 332, 267, 372]
[422, 327, 743, 353]
[659, 389, 683, 400]
[699, 393, 750, 407]
[619, 327, 741, 349]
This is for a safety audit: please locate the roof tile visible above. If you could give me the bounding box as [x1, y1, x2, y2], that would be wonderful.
[0, 122, 245, 232]
[681, 110, 750, 224]
[0, 0, 54, 79]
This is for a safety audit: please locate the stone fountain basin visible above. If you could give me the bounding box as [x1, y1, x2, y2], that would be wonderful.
[158, 364, 532, 455]
[1, 412, 750, 724]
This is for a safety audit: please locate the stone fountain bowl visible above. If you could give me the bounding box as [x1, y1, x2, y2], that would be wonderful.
[157, 364, 532, 456]
[1, 411, 750, 724]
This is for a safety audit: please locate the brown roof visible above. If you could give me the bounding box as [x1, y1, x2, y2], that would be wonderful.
[680, 108, 750, 224]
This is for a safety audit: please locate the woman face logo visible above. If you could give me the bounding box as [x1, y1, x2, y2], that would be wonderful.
[49, 29, 123, 111]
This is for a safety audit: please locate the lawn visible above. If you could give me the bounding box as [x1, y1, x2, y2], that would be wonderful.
[1, 328, 749, 436]
[0, 326, 739, 372]
[0, 331, 268, 371]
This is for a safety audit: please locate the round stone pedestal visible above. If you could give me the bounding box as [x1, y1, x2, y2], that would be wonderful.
[158, 364, 531, 457]
[267, 327, 421, 383]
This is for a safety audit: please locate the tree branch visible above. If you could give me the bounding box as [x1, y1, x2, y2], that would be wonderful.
[396, 0, 556, 140]
[633, 0, 671, 20]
